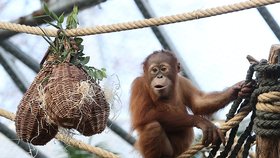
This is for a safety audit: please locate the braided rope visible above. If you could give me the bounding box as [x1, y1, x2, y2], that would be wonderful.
[0, 0, 279, 37]
[254, 91, 280, 136]
[256, 102, 280, 113]
[258, 91, 280, 102]
[256, 110, 280, 119]
[0, 108, 119, 158]
[55, 134, 118, 158]
[0, 108, 15, 121]
[177, 106, 252, 158]
[256, 92, 280, 113]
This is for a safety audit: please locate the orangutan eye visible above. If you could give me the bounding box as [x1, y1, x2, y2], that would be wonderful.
[161, 66, 168, 73]
[151, 67, 159, 74]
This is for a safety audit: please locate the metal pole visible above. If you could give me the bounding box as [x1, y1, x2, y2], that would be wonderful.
[134, 0, 198, 86]
[0, 122, 48, 158]
[257, 7, 280, 41]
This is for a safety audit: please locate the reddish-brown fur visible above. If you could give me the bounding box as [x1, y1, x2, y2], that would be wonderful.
[130, 50, 251, 158]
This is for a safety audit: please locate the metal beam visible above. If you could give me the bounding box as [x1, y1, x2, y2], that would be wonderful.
[0, 40, 40, 72]
[0, 50, 28, 93]
[134, 0, 198, 86]
[257, 6, 280, 41]
[134, 0, 171, 50]
[0, 0, 107, 41]
[107, 120, 135, 145]
[0, 122, 47, 158]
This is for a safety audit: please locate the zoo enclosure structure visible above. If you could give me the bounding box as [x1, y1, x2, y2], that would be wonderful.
[0, 0, 280, 157]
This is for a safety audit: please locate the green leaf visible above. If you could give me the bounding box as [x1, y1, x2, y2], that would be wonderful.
[82, 56, 90, 65]
[43, 3, 50, 15]
[78, 45, 84, 52]
[58, 13, 64, 23]
[88, 69, 96, 79]
[78, 56, 90, 65]
[51, 12, 59, 21]
[96, 71, 103, 80]
[83, 66, 90, 71]
[62, 51, 68, 56]
[66, 6, 79, 29]
[39, 27, 57, 52]
[77, 51, 85, 56]
[46, 21, 61, 29]
[33, 14, 49, 19]
[73, 5, 78, 14]
[67, 18, 77, 29]
[74, 37, 83, 45]
[101, 70, 107, 78]
[61, 51, 68, 60]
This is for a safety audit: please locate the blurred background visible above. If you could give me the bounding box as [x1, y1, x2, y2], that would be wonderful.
[0, 0, 279, 157]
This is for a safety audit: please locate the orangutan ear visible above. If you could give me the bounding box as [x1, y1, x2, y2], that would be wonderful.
[177, 63, 181, 73]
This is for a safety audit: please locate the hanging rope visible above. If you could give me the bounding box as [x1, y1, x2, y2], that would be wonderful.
[210, 63, 257, 158]
[177, 106, 252, 158]
[179, 55, 280, 158]
[0, 108, 119, 158]
[177, 58, 258, 158]
[0, 0, 279, 37]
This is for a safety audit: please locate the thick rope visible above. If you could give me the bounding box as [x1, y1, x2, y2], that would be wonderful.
[250, 58, 280, 137]
[55, 134, 118, 158]
[256, 92, 280, 113]
[178, 61, 258, 158]
[228, 110, 255, 158]
[0, 108, 119, 158]
[254, 91, 280, 136]
[208, 64, 256, 157]
[0, 0, 279, 37]
[177, 106, 252, 158]
[0, 101, 251, 158]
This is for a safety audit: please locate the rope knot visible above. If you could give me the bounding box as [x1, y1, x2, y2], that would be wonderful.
[252, 60, 280, 137]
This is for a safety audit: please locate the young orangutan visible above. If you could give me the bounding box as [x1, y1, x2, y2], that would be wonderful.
[129, 50, 252, 158]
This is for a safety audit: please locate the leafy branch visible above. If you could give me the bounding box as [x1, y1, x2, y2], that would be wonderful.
[41, 4, 106, 82]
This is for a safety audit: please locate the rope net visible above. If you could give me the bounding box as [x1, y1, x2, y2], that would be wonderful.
[0, 0, 279, 37]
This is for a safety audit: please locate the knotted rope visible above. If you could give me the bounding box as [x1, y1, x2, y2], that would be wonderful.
[0, 108, 119, 158]
[0, 0, 279, 37]
[180, 56, 280, 158]
[252, 60, 280, 137]
[178, 59, 258, 158]
[178, 101, 252, 158]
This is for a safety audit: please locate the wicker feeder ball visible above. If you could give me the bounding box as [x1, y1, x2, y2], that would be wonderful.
[76, 83, 110, 136]
[15, 66, 58, 145]
[44, 63, 110, 135]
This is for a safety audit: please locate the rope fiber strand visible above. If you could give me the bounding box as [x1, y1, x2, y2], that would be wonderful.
[0, 108, 119, 158]
[0, 0, 279, 37]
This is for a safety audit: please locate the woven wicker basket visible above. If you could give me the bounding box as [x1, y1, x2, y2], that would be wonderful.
[16, 37, 110, 145]
[15, 65, 58, 145]
[44, 63, 110, 135]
